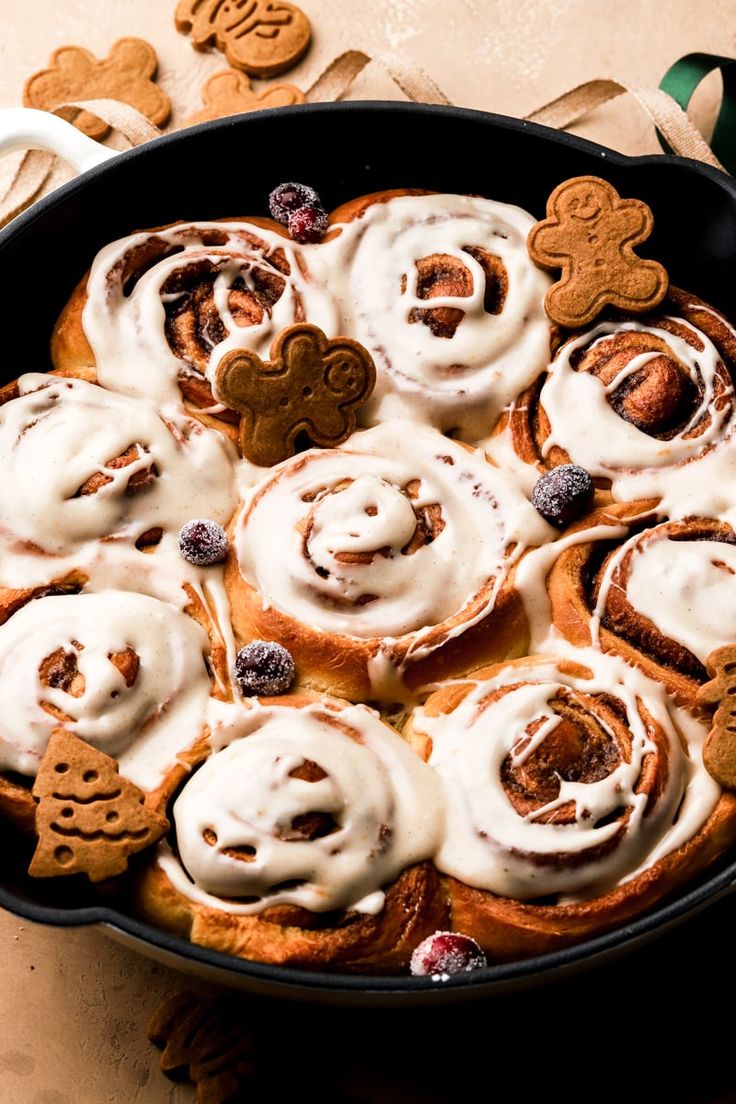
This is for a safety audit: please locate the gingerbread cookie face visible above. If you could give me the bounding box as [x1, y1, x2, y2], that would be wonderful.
[186, 68, 304, 127]
[23, 38, 171, 141]
[528, 176, 669, 328]
[698, 646, 736, 790]
[214, 324, 376, 466]
[175, 0, 312, 78]
[28, 730, 169, 883]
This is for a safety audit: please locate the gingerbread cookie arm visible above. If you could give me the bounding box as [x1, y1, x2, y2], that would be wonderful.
[526, 220, 570, 267]
[175, 0, 224, 49]
[612, 200, 655, 245]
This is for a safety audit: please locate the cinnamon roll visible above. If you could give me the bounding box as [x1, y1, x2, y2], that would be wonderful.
[314, 190, 553, 440]
[0, 373, 238, 612]
[52, 218, 338, 415]
[405, 650, 736, 960]
[136, 693, 448, 972]
[226, 420, 554, 702]
[0, 590, 220, 829]
[550, 506, 736, 709]
[500, 289, 736, 510]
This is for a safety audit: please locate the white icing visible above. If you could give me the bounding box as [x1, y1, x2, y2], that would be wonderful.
[234, 421, 553, 644]
[625, 537, 736, 664]
[0, 374, 238, 592]
[412, 647, 717, 899]
[309, 193, 552, 438]
[0, 590, 213, 788]
[11, 194, 730, 925]
[162, 699, 442, 915]
[537, 318, 736, 517]
[82, 221, 339, 406]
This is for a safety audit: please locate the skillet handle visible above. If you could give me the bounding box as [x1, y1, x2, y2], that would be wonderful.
[0, 107, 117, 172]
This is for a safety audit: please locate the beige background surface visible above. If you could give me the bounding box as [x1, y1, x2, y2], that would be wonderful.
[1, 2, 735, 1101]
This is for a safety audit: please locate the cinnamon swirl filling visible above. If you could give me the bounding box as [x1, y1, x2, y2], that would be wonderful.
[409, 651, 710, 900]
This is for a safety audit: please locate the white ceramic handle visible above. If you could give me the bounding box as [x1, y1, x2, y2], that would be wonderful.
[0, 108, 117, 173]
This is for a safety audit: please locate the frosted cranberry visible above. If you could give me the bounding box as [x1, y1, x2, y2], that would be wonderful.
[234, 640, 296, 696]
[531, 464, 594, 527]
[178, 519, 228, 565]
[288, 205, 328, 244]
[269, 182, 321, 225]
[410, 932, 487, 978]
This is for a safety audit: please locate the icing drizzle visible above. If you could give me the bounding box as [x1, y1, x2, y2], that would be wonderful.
[162, 698, 443, 915]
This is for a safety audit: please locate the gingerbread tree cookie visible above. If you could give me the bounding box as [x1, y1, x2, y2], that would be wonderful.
[528, 175, 669, 328]
[29, 729, 168, 882]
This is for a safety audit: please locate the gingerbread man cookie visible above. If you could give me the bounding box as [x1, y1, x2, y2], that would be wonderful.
[24, 38, 171, 141]
[28, 729, 168, 882]
[186, 68, 304, 127]
[697, 646, 736, 790]
[175, 0, 312, 78]
[214, 324, 376, 466]
[528, 175, 669, 328]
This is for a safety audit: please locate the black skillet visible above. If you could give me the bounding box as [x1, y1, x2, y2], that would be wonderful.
[1, 101, 735, 1005]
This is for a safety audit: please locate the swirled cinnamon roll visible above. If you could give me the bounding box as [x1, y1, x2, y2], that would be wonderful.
[0, 590, 219, 829]
[550, 505, 736, 709]
[136, 693, 448, 972]
[52, 218, 338, 414]
[500, 289, 736, 511]
[226, 421, 554, 701]
[314, 190, 553, 440]
[405, 650, 736, 960]
[0, 373, 238, 611]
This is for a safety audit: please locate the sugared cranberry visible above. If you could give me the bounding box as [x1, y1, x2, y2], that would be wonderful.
[178, 519, 229, 565]
[531, 464, 594, 528]
[287, 205, 328, 244]
[234, 640, 296, 696]
[269, 182, 321, 225]
[410, 932, 487, 978]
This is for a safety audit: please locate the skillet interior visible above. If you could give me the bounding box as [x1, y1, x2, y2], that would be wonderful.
[2, 100, 736, 1003]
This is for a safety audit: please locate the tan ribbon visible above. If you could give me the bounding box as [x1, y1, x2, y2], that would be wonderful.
[526, 78, 725, 171]
[0, 56, 725, 231]
[306, 48, 452, 105]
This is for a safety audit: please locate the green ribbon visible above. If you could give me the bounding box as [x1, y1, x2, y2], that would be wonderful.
[659, 52, 736, 172]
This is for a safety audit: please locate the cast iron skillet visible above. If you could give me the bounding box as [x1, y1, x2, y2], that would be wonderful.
[1, 101, 736, 1005]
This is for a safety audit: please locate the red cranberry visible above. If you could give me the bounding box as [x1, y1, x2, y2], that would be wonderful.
[410, 932, 487, 978]
[269, 182, 321, 225]
[234, 640, 296, 696]
[287, 205, 328, 244]
[178, 519, 229, 565]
